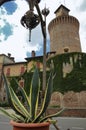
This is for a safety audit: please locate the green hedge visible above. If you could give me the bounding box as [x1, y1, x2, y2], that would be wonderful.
[47, 52, 86, 93]
[0, 101, 9, 107]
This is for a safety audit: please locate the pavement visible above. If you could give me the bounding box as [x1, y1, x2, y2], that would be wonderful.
[0, 114, 86, 130]
[50, 117, 86, 130]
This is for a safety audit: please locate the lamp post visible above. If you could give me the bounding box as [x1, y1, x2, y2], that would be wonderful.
[21, 0, 49, 91]
[42, 7, 50, 91]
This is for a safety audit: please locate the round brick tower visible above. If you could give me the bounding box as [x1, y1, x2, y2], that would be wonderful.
[48, 5, 81, 54]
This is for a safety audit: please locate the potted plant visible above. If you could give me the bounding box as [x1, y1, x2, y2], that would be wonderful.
[0, 67, 64, 130]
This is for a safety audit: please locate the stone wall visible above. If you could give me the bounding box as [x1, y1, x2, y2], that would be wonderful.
[50, 91, 86, 108]
[49, 91, 86, 117]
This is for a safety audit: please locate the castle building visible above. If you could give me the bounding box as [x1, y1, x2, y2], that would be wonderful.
[0, 5, 86, 116]
[0, 4, 82, 100]
[48, 5, 81, 54]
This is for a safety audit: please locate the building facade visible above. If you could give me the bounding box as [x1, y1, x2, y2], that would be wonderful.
[0, 52, 43, 101]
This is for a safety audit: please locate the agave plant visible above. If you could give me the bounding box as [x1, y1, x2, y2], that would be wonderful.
[0, 67, 64, 123]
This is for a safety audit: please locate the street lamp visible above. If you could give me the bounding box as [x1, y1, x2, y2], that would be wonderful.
[20, 10, 40, 41]
[21, 0, 49, 91]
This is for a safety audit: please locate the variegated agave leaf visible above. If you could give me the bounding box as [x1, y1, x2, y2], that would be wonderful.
[40, 108, 65, 122]
[30, 67, 40, 121]
[12, 78, 30, 111]
[34, 70, 53, 122]
[9, 86, 31, 119]
[0, 65, 64, 123]
[0, 107, 25, 122]
[2, 74, 25, 117]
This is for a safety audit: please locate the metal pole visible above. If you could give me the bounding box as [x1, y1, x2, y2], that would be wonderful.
[42, 7, 49, 91]
[42, 14, 46, 91]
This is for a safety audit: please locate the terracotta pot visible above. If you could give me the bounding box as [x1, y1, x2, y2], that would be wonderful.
[10, 120, 50, 130]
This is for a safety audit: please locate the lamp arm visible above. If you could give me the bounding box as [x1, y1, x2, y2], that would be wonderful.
[35, 4, 46, 38]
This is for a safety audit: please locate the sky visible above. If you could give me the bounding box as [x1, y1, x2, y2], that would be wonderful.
[0, 0, 86, 61]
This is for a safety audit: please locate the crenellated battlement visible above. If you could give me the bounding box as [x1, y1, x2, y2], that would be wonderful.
[48, 15, 79, 32]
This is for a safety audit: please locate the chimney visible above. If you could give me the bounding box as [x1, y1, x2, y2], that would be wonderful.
[31, 50, 36, 57]
[8, 53, 11, 57]
[10, 57, 15, 62]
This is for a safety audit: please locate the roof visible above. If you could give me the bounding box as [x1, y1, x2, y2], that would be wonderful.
[0, 53, 15, 63]
[3, 61, 27, 66]
[25, 56, 43, 62]
[54, 4, 70, 14]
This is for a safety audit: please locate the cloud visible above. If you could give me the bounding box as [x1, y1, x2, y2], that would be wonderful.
[0, 0, 47, 61]
[0, 1, 29, 61]
[0, 0, 86, 61]
[26, 39, 50, 57]
[0, 0, 52, 61]
[77, 0, 86, 12]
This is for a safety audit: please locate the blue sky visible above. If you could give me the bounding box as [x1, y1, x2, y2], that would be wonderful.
[3, 1, 17, 14]
[0, 0, 86, 61]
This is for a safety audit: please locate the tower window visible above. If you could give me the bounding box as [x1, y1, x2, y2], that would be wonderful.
[36, 61, 40, 69]
[6, 68, 10, 76]
[19, 78, 24, 88]
[20, 66, 25, 74]
[64, 47, 69, 53]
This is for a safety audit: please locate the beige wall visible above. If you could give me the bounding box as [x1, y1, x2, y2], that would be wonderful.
[0, 55, 14, 64]
[4, 63, 27, 77]
[50, 91, 86, 108]
[3, 60, 43, 77]
[0, 55, 4, 63]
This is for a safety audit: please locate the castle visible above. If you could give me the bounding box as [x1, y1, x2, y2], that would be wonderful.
[0, 4, 86, 116]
